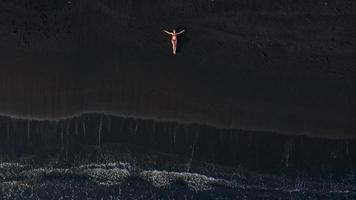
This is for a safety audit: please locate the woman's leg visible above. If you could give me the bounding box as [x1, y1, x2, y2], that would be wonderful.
[172, 40, 177, 55]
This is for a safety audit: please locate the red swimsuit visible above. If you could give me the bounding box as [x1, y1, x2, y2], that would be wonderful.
[172, 34, 177, 42]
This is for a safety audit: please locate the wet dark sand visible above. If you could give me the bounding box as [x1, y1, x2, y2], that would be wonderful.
[1, 114, 355, 172]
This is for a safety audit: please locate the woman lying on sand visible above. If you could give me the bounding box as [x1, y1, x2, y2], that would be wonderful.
[164, 29, 185, 55]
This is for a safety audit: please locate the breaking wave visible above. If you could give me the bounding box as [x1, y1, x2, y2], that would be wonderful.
[1, 162, 355, 199]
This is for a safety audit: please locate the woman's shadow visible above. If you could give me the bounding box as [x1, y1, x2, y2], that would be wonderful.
[176, 27, 190, 54]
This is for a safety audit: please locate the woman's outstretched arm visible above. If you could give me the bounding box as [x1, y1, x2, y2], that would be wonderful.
[163, 30, 173, 35]
[177, 30, 185, 35]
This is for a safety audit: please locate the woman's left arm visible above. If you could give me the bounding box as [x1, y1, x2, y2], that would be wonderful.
[177, 30, 185, 35]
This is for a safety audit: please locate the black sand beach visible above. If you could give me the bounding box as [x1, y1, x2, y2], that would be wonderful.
[0, 0, 356, 199]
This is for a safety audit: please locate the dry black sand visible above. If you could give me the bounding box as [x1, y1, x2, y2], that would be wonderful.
[1, 0, 355, 138]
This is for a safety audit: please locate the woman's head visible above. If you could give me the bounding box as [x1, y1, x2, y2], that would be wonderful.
[173, 29, 176, 34]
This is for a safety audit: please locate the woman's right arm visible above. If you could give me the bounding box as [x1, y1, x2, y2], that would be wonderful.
[163, 30, 173, 35]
